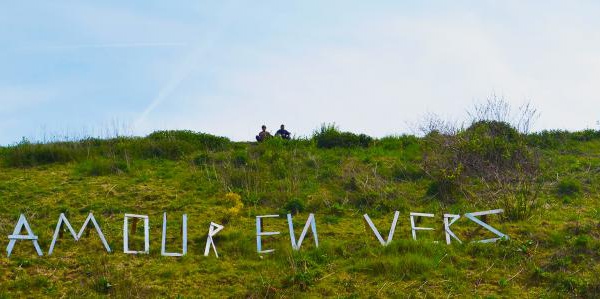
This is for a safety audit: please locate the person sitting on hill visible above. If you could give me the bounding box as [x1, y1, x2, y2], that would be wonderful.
[256, 125, 272, 142]
[275, 124, 291, 140]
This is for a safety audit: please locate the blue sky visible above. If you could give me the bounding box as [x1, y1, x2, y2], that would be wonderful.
[1, 1, 600, 144]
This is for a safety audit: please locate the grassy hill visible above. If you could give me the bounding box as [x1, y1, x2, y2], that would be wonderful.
[0, 126, 599, 298]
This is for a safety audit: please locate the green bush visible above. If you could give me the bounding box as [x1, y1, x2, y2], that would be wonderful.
[147, 130, 230, 151]
[192, 152, 210, 166]
[1, 131, 230, 168]
[391, 163, 424, 181]
[570, 129, 600, 141]
[501, 183, 540, 220]
[92, 276, 112, 294]
[556, 178, 581, 197]
[232, 150, 249, 167]
[2, 139, 79, 167]
[422, 120, 539, 203]
[282, 251, 325, 291]
[138, 139, 194, 160]
[527, 130, 568, 148]
[313, 124, 372, 148]
[75, 158, 129, 176]
[375, 135, 419, 150]
[458, 120, 535, 176]
[425, 167, 462, 201]
[283, 198, 306, 214]
[527, 129, 600, 149]
[134, 131, 229, 160]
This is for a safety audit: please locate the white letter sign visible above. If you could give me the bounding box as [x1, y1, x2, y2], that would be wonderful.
[363, 211, 399, 246]
[410, 212, 434, 240]
[123, 214, 149, 254]
[256, 215, 280, 254]
[443, 214, 461, 245]
[7, 214, 43, 257]
[48, 213, 111, 255]
[161, 213, 187, 257]
[287, 213, 318, 250]
[204, 222, 224, 258]
[464, 209, 508, 243]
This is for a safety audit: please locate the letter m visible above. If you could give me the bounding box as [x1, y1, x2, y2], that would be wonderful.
[48, 213, 111, 254]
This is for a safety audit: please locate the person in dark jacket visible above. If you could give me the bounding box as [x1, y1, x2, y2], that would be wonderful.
[256, 125, 272, 142]
[275, 124, 291, 140]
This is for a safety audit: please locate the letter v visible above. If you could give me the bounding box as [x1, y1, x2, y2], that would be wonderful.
[363, 211, 399, 246]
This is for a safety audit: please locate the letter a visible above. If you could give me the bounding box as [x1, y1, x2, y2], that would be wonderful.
[7, 214, 43, 257]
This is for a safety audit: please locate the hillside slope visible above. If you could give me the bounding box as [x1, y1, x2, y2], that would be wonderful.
[0, 129, 599, 297]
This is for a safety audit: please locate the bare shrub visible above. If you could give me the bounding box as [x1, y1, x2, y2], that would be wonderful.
[421, 96, 541, 219]
[467, 93, 538, 134]
[418, 113, 460, 136]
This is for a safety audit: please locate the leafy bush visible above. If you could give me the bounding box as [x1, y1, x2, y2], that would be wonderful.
[458, 120, 537, 178]
[425, 167, 463, 201]
[422, 120, 539, 203]
[391, 163, 424, 181]
[232, 150, 249, 167]
[527, 129, 600, 149]
[3, 139, 79, 167]
[570, 129, 600, 141]
[221, 192, 244, 223]
[139, 130, 230, 159]
[556, 178, 582, 197]
[192, 152, 210, 166]
[138, 139, 194, 160]
[527, 130, 571, 149]
[147, 130, 230, 151]
[501, 183, 540, 220]
[375, 135, 419, 150]
[92, 276, 112, 294]
[283, 198, 306, 215]
[313, 124, 372, 148]
[1, 131, 230, 167]
[75, 158, 129, 176]
[282, 251, 325, 291]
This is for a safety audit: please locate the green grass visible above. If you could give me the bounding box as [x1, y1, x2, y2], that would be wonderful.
[0, 130, 599, 297]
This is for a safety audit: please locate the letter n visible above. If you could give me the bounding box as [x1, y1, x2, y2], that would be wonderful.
[287, 213, 318, 250]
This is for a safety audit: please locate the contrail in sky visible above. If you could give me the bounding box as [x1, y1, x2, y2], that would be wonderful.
[132, 38, 219, 130]
[133, 2, 239, 131]
[18, 42, 187, 51]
